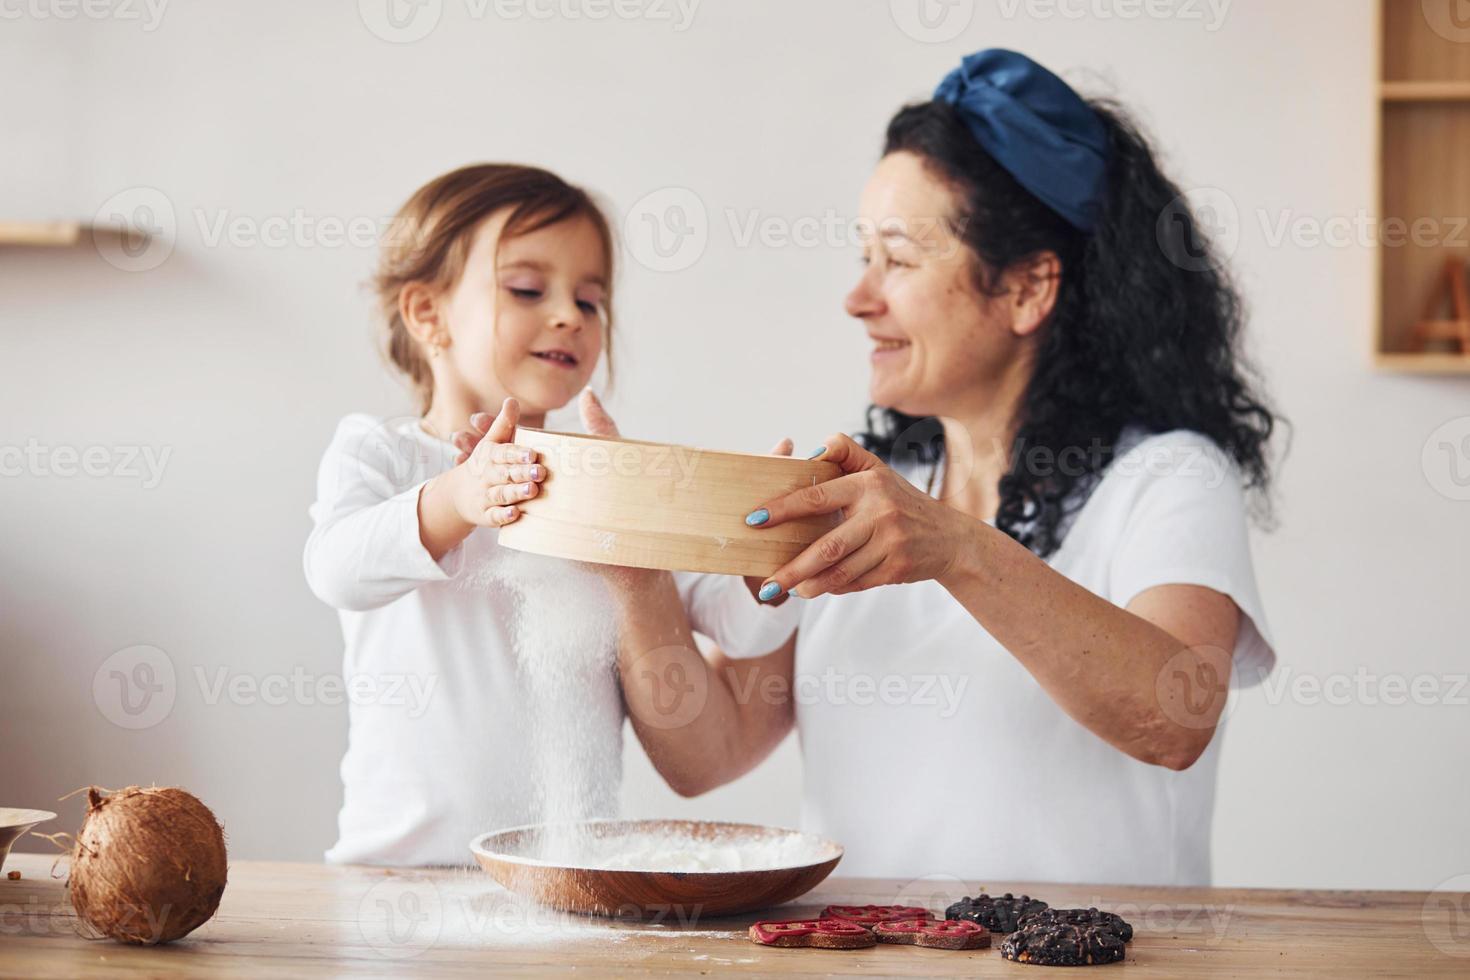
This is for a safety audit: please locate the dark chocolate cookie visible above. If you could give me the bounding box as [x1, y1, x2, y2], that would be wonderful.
[1018, 906, 1134, 943]
[1000, 920, 1127, 966]
[945, 892, 1049, 933]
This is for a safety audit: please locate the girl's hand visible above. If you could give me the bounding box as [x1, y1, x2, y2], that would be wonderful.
[450, 397, 545, 527]
[745, 434, 966, 601]
[447, 390, 620, 539]
[451, 388, 619, 464]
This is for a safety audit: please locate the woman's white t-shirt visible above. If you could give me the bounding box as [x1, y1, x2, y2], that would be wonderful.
[303, 414, 796, 866]
[746, 428, 1275, 887]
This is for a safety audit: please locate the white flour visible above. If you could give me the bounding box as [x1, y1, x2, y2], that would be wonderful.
[467, 547, 620, 860]
[521, 827, 836, 873]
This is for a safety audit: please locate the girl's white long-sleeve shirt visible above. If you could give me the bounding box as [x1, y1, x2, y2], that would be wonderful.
[304, 413, 799, 866]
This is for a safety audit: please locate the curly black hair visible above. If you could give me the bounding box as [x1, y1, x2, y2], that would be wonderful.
[858, 98, 1278, 558]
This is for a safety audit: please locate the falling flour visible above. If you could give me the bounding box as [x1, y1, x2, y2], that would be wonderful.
[466, 547, 621, 862]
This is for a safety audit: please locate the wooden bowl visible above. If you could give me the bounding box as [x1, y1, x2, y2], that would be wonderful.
[0, 809, 55, 873]
[497, 427, 842, 577]
[469, 818, 843, 919]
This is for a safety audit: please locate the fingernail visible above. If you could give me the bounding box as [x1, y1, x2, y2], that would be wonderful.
[529, 465, 543, 480]
[758, 581, 782, 602]
[807, 446, 826, 459]
[745, 508, 770, 527]
[520, 451, 534, 464]
[521, 483, 534, 496]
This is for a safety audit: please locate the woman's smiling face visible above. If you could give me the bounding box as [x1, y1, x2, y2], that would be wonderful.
[846, 151, 1029, 419]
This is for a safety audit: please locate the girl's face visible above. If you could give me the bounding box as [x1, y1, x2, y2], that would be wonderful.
[845, 151, 1033, 420]
[437, 210, 608, 416]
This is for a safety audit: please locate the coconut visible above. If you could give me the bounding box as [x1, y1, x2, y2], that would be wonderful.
[68, 786, 228, 945]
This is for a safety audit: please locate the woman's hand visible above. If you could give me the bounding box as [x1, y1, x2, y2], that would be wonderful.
[746, 434, 969, 601]
[743, 437, 794, 601]
[445, 397, 545, 528]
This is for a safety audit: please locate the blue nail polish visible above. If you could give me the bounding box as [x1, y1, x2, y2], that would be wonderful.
[807, 446, 826, 459]
[745, 508, 770, 527]
[758, 581, 782, 602]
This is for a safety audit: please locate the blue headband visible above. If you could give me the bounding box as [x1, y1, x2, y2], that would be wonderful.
[933, 49, 1110, 232]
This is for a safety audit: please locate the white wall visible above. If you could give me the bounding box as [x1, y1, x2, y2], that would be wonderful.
[3, 0, 1465, 890]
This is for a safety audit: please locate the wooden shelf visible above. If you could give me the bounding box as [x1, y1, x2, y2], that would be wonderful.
[1381, 81, 1470, 102]
[1373, 351, 1470, 374]
[1375, 1, 1470, 371]
[0, 220, 149, 249]
[0, 221, 86, 247]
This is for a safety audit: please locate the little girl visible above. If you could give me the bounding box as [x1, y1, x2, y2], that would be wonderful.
[304, 164, 790, 865]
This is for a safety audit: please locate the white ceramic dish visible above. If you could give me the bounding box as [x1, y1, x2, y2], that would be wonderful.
[0, 808, 57, 872]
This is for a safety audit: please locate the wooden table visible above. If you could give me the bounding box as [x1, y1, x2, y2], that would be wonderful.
[2, 853, 1466, 977]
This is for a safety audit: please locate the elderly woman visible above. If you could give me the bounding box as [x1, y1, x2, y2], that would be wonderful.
[461, 49, 1278, 886]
